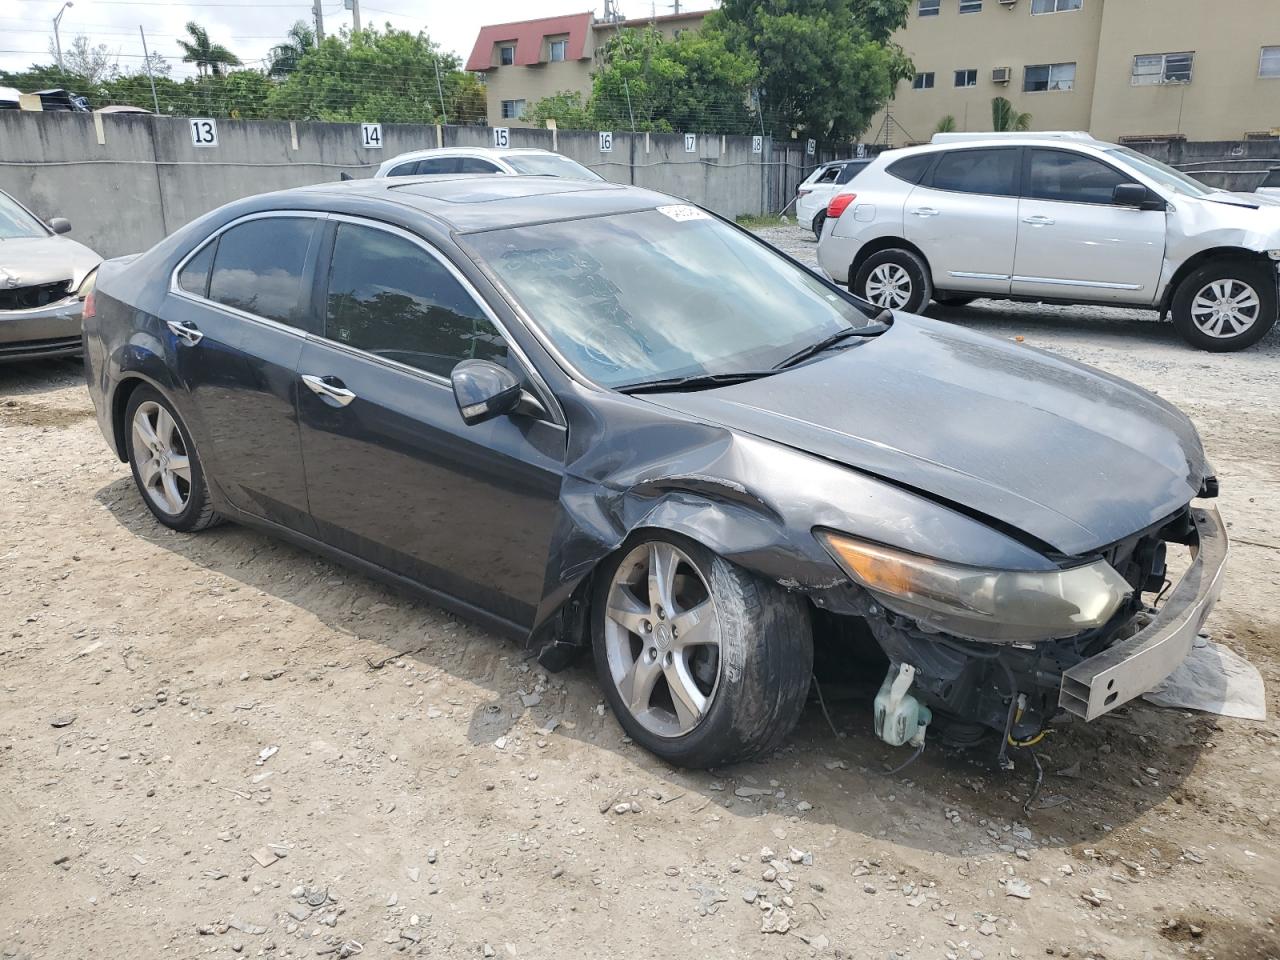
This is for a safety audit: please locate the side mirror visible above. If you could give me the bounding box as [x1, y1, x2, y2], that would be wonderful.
[451, 359, 522, 426]
[1112, 183, 1151, 208]
[48, 217, 72, 234]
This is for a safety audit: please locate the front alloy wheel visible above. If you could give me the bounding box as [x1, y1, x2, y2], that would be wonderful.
[1189, 279, 1262, 340]
[1171, 260, 1277, 352]
[592, 534, 814, 768]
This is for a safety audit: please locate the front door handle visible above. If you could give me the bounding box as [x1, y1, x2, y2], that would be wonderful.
[911, 207, 940, 218]
[166, 319, 203, 345]
[1022, 215, 1056, 226]
[301, 374, 356, 407]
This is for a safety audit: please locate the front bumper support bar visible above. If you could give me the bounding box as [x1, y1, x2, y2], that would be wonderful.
[1059, 505, 1229, 721]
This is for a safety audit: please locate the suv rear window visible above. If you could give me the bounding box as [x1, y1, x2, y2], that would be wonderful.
[929, 148, 1019, 196]
[838, 160, 871, 184]
[886, 153, 933, 184]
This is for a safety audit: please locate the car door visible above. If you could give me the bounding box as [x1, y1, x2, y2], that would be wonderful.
[296, 217, 566, 629]
[168, 212, 323, 534]
[1011, 148, 1167, 304]
[903, 147, 1021, 294]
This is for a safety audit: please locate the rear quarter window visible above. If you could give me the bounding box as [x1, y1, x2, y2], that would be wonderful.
[177, 240, 216, 297]
[886, 153, 934, 185]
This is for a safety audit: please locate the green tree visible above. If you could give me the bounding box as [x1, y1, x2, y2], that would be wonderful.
[268, 21, 316, 78]
[267, 26, 483, 124]
[528, 91, 595, 130]
[711, 0, 913, 141]
[935, 114, 956, 133]
[178, 22, 242, 78]
[991, 96, 1031, 132]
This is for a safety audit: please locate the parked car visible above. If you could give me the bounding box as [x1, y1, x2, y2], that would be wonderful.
[0, 189, 100, 361]
[1257, 167, 1280, 198]
[374, 146, 602, 181]
[83, 176, 1226, 768]
[795, 159, 870, 237]
[817, 132, 1280, 351]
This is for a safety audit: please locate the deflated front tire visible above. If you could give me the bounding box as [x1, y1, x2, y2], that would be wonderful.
[592, 533, 814, 768]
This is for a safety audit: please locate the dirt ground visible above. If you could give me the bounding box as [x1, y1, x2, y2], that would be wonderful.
[2, 224, 1279, 960]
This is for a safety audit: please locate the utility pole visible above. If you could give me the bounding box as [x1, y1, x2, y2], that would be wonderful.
[53, 1, 74, 72]
[312, 0, 325, 42]
[433, 55, 448, 125]
[346, 0, 361, 32]
[139, 25, 161, 114]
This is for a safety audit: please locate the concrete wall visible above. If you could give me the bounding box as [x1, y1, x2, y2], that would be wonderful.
[0, 111, 839, 259]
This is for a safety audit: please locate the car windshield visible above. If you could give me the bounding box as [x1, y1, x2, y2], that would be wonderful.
[464, 206, 875, 388]
[1105, 146, 1215, 198]
[0, 192, 50, 240]
[504, 154, 602, 181]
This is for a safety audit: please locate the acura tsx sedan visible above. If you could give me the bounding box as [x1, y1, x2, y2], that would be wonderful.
[83, 175, 1228, 768]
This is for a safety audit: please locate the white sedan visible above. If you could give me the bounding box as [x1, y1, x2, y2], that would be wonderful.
[373, 146, 602, 181]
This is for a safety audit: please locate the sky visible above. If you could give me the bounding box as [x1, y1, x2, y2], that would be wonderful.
[0, 0, 720, 81]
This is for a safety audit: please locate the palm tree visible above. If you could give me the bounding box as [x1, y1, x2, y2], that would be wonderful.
[991, 96, 1031, 132]
[935, 114, 957, 134]
[178, 21, 242, 78]
[267, 21, 315, 78]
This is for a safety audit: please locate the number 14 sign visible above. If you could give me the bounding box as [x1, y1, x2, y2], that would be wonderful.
[361, 123, 383, 149]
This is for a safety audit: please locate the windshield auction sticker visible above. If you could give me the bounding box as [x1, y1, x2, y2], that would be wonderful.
[656, 204, 711, 222]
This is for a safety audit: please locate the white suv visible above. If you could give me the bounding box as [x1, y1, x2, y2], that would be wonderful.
[817, 133, 1280, 351]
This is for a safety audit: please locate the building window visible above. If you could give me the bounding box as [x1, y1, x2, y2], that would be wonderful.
[912, 71, 935, 89]
[1132, 52, 1193, 86]
[501, 99, 526, 119]
[1259, 46, 1280, 78]
[918, 0, 940, 17]
[499, 44, 515, 66]
[959, 0, 982, 11]
[954, 69, 978, 87]
[1024, 61, 1076, 92]
[1032, 0, 1081, 12]
[549, 39, 568, 62]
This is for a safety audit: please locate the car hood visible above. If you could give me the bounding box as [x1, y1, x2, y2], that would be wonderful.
[0, 234, 101, 291]
[639, 314, 1208, 558]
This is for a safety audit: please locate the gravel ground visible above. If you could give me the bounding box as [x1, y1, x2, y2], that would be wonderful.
[1, 224, 1278, 960]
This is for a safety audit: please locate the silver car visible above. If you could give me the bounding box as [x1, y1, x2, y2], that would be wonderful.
[0, 189, 100, 361]
[373, 146, 602, 182]
[817, 132, 1280, 352]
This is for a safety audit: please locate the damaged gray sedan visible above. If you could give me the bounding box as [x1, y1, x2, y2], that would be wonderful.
[83, 176, 1227, 768]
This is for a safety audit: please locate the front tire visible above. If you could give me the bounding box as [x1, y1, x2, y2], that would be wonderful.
[853, 248, 933, 313]
[592, 534, 813, 768]
[124, 385, 222, 532]
[1171, 260, 1277, 352]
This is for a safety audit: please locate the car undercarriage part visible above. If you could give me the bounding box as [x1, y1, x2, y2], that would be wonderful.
[873, 662, 931, 748]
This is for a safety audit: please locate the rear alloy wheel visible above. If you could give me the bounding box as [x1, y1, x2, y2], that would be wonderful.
[593, 534, 813, 768]
[125, 386, 221, 532]
[1172, 260, 1277, 352]
[853, 248, 932, 313]
[812, 211, 827, 240]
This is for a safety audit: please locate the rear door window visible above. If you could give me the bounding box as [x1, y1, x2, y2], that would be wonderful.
[207, 217, 317, 327]
[418, 157, 461, 175]
[1027, 149, 1130, 204]
[457, 157, 502, 173]
[389, 161, 421, 177]
[928, 148, 1019, 196]
[323, 222, 507, 379]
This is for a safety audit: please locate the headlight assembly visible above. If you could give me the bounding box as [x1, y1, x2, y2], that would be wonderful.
[76, 268, 98, 300]
[818, 531, 1132, 643]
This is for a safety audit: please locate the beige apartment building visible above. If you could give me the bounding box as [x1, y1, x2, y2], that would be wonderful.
[465, 10, 708, 127]
[869, 0, 1280, 145]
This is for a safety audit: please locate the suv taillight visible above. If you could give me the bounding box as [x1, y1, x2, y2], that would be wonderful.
[82, 291, 96, 320]
[827, 193, 857, 219]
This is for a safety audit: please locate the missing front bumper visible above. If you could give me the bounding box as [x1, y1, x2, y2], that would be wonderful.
[1059, 505, 1229, 721]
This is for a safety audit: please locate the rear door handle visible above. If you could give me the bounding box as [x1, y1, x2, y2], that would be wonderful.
[165, 320, 203, 345]
[301, 374, 356, 407]
[1022, 215, 1056, 226]
[911, 207, 940, 218]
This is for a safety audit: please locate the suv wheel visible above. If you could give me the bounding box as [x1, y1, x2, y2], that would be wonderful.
[853, 249, 933, 313]
[812, 211, 827, 239]
[592, 534, 813, 768]
[1172, 260, 1277, 352]
[125, 386, 222, 532]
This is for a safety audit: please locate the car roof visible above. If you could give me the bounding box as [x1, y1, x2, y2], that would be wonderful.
[287, 174, 674, 233]
[382, 146, 561, 164]
[876, 134, 1123, 164]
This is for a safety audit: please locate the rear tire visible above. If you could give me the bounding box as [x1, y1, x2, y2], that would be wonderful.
[853, 248, 933, 313]
[1171, 259, 1277, 352]
[124, 385, 222, 532]
[812, 211, 827, 240]
[935, 294, 979, 307]
[592, 533, 814, 768]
